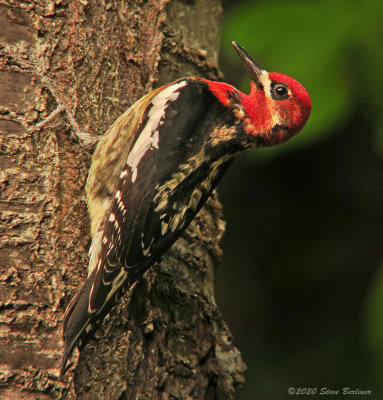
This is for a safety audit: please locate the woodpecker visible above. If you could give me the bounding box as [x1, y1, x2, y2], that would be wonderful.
[60, 42, 311, 376]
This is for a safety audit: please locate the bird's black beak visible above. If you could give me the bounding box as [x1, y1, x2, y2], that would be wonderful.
[232, 41, 265, 89]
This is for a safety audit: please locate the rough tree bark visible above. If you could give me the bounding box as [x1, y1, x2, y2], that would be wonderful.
[0, 1, 246, 399]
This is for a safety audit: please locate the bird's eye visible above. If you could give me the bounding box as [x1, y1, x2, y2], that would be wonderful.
[271, 82, 289, 100]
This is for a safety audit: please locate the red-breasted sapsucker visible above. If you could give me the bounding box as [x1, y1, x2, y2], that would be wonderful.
[60, 42, 311, 376]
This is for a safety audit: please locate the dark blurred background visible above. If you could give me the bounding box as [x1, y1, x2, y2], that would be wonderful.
[215, 0, 383, 398]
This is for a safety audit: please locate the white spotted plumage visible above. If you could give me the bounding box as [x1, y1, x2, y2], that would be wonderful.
[115, 190, 126, 214]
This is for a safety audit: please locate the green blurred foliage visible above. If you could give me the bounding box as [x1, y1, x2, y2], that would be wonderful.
[221, 0, 383, 153]
[217, 1, 383, 399]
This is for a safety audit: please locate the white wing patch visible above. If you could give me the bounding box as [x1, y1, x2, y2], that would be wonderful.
[126, 80, 187, 183]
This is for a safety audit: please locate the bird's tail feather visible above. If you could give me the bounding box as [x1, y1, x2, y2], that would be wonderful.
[60, 274, 94, 378]
[59, 269, 129, 378]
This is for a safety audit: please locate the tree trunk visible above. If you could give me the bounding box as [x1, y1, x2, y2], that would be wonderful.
[0, 1, 246, 399]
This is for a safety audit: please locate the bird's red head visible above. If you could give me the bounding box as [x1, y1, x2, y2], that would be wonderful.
[232, 42, 311, 146]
